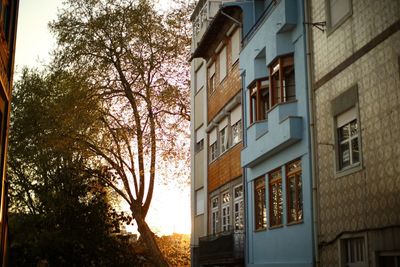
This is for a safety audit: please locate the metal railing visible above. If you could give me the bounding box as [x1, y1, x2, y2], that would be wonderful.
[198, 230, 244, 265]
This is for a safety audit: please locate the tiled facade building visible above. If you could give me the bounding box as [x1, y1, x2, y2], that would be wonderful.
[310, 0, 400, 266]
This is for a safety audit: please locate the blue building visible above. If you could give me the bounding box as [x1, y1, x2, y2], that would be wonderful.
[239, 0, 314, 266]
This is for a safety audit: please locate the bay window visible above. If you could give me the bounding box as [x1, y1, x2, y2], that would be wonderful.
[269, 55, 295, 106]
[249, 78, 269, 123]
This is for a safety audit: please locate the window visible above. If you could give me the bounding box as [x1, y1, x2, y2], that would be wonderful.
[195, 127, 205, 153]
[220, 127, 228, 153]
[211, 197, 219, 234]
[249, 78, 269, 123]
[209, 128, 218, 161]
[332, 86, 361, 175]
[341, 237, 367, 267]
[195, 139, 204, 153]
[221, 191, 231, 231]
[336, 107, 360, 170]
[231, 121, 241, 145]
[195, 188, 204, 215]
[269, 168, 282, 227]
[326, 0, 352, 31]
[208, 62, 216, 94]
[286, 159, 303, 223]
[233, 185, 244, 230]
[210, 142, 217, 161]
[254, 176, 266, 230]
[219, 117, 229, 154]
[230, 105, 242, 145]
[269, 55, 295, 106]
[219, 46, 227, 82]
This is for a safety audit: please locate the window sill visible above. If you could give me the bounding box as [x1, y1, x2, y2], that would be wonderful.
[208, 142, 242, 164]
[287, 220, 303, 226]
[254, 227, 267, 232]
[269, 224, 284, 230]
[335, 163, 363, 179]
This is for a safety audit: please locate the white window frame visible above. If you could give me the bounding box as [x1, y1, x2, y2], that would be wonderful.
[335, 106, 361, 173]
[209, 128, 218, 161]
[221, 191, 231, 232]
[220, 126, 228, 153]
[230, 105, 242, 146]
[211, 196, 219, 234]
[231, 120, 242, 146]
[339, 235, 367, 267]
[233, 184, 244, 230]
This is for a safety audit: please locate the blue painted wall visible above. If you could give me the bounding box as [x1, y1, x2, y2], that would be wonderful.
[239, 0, 314, 266]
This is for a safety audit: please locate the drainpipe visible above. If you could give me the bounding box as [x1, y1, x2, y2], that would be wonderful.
[304, 0, 320, 266]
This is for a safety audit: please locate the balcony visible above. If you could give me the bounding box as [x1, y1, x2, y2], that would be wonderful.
[241, 101, 302, 168]
[199, 230, 244, 266]
[191, 0, 231, 42]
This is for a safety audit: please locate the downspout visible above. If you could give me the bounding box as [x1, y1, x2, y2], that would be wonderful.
[304, 0, 320, 266]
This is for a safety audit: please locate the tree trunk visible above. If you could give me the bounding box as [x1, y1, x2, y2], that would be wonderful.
[133, 208, 169, 267]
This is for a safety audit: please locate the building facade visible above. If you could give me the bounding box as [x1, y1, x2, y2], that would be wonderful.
[0, 0, 19, 265]
[309, 0, 400, 266]
[239, 0, 314, 266]
[190, 1, 245, 266]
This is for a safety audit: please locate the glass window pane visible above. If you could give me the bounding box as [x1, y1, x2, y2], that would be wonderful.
[350, 120, 358, 136]
[351, 137, 360, 164]
[338, 124, 350, 141]
[340, 142, 350, 168]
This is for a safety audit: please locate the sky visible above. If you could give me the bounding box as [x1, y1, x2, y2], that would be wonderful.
[14, 0, 191, 236]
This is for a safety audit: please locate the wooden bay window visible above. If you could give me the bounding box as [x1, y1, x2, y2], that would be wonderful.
[269, 55, 295, 106]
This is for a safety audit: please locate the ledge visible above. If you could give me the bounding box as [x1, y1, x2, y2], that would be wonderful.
[241, 101, 302, 168]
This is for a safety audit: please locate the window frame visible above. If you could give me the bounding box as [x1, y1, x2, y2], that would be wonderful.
[220, 126, 228, 154]
[339, 234, 368, 267]
[268, 168, 283, 227]
[286, 159, 303, 224]
[211, 196, 219, 234]
[337, 114, 360, 170]
[254, 176, 267, 231]
[231, 120, 242, 146]
[233, 184, 244, 231]
[249, 78, 269, 124]
[221, 190, 231, 232]
[332, 86, 362, 178]
[325, 0, 353, 34]
[269, 54, 295, 107]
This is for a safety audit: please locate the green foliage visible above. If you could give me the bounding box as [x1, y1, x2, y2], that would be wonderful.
[8, 68, 139, 266]
[157, 234, 191, 266]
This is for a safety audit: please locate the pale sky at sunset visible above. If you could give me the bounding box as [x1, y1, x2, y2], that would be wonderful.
[14, 0, 190, 236]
